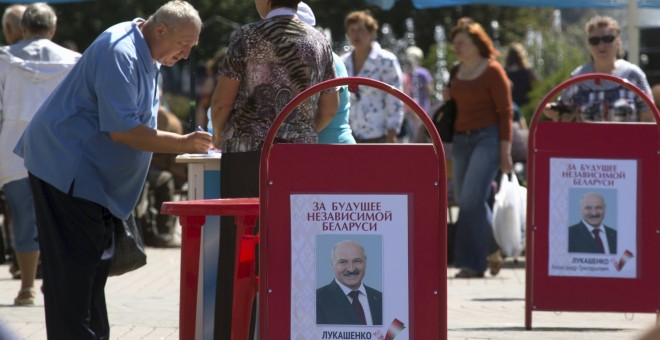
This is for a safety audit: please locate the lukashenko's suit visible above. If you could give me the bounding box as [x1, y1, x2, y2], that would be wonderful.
[568, 221, 617, 254]
[316, 280, 382, 325]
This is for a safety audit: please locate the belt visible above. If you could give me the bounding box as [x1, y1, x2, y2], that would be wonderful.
[455, 127, 486, 135]
[354, 135, 387, 143]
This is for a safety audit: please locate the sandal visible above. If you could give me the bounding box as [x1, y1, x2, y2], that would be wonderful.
[14, 287, 36, 306]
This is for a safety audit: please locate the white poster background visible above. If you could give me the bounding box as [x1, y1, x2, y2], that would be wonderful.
[548, 158, 637, 278]
[290, 194, 409, 340]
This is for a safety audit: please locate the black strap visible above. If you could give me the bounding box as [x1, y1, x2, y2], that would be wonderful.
[447, 64, 459, 88]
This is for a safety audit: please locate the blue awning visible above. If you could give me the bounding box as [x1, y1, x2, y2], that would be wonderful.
[365, 0, 398, 10]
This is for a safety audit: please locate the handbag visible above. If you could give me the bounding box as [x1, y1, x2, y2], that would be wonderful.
[492, 173, 527, 257]
[109, 214, 147, 276]
[510, 126, 528, 163]
[432, 66, 459, 143]
[433, 100, 457, 143]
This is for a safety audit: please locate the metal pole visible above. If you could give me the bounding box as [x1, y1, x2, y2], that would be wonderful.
[628, 0, 640, 65]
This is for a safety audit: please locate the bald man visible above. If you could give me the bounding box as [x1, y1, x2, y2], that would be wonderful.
[2, 5, 25, 44]
[13, 2, 209, 338]
[316, 240, 383, 325]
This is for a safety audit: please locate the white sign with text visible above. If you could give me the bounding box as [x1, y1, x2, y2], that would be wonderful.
[548, 158, 637, 279]
[290, 194, 410, 340]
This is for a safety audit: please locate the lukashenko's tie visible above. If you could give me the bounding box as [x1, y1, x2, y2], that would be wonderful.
[592, 229, 605, 253]
[348, 290, 367, 325]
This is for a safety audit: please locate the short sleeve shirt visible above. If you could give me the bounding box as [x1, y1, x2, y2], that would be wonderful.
[14, 19, 160, 219]
[219, 15, 337, 152]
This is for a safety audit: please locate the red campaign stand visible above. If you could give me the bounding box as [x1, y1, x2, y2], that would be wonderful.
[161, 198, 259, 340]
[525, 73, 660, 329]
[258, 77, 447, 339]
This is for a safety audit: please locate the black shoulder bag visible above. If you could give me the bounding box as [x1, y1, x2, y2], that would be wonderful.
[433, 66, 459, 143]
[109, 214, 147, 276]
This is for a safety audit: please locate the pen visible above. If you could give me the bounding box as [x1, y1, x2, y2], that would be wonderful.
[194, 126, 216, 155]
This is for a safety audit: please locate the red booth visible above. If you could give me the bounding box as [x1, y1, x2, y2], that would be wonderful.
[525, 73, 660, 329]
[161, 198, 259, 340]
[258, 77, 446, 339]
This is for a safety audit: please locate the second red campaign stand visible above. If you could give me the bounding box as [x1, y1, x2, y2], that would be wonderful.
[525, 73, 660, 329]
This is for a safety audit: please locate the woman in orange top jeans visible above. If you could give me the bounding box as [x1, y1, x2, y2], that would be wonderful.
[444, 18, 513, 278]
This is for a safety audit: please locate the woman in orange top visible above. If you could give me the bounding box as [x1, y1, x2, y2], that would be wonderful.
[445, 18, 513, 278]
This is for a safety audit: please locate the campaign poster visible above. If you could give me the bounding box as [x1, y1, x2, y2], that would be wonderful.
[290, 194, 409, 340]
[548, 158, 637, 278]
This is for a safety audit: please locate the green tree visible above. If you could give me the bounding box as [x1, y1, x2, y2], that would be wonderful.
[520, 13, 592, 121]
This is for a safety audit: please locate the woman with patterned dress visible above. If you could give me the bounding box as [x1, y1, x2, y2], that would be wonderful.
[209, 1, 338, 335]
[210, 0, 337, 200]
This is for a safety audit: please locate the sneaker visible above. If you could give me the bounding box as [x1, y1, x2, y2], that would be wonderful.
[14, 287, 36, 306]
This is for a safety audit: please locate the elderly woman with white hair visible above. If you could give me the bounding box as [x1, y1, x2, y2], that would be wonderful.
[402, 45, 434, 142]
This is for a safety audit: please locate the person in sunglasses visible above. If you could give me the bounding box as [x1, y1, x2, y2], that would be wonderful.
[544, 15, 653, 122]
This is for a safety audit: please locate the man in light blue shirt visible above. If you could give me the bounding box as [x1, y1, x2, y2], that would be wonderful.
[13, 1, 211, 338]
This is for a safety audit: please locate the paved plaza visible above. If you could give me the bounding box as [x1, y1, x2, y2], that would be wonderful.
[0, 248, 657, 339]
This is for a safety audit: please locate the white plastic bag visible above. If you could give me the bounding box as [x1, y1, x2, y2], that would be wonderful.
[492, 173, 526, 257]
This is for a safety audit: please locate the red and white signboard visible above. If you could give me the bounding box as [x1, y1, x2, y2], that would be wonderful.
[258, 78, 447, 339]
[525, 73, 660, 329]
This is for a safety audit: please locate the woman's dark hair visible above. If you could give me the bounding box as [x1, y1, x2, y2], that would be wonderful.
[505, 43, 530, 69]
[449, 17, 499, 59]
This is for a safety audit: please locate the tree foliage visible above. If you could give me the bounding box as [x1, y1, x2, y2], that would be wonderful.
[0, 1, 558, 62]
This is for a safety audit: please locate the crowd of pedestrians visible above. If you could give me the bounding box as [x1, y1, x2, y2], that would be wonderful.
[0, 0, 656, 338]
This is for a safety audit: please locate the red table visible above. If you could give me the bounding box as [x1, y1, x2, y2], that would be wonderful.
[161, 197, 259, 340]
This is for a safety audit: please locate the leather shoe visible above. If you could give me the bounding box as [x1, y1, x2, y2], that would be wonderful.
[488, 250, 504, 276]
[454, 268, 484, 279]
